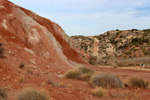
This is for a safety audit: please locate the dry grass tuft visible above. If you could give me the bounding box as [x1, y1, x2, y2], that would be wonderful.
[81, 73, 93, 81]
[18, 75, 25, 83]
[128, 77, 149, 88]
[64, 67, 93, 81]
[92, 87, 105, 98]
[90, 73, 124, 88]
[109, 90, 137, 99]
[17, 88, 49, 100]
[64, 70, 82, 79]
[78, 67, 93, 74]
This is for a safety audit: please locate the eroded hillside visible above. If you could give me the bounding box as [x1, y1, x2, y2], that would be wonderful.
[0, 0, 86, 69]
[72, 29, 150, 61]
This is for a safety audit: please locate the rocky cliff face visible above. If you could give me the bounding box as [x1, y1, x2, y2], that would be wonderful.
[71, 29, 150, 60]
[0, 0, 86, 72]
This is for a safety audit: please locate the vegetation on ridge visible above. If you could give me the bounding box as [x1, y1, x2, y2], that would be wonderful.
[72, 29, 150, 66]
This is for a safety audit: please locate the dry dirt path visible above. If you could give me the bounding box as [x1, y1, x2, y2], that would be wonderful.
[90, 37, 99, 56]
[94, 65, 150, 81]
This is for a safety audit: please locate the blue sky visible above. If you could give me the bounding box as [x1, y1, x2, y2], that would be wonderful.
[10, 0, 150, 36]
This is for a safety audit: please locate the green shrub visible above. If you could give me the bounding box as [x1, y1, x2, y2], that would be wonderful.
[143, 29, 150, 36]
[88, 60, 96, 65]
[17, 88, 49, 100]
[125, 50, 132, 55]
[129, 77, 149, 88]
[109, 38, 117, 44]
[131, 29, 138, 32]
[132, 37, 150, 46]
[116, 31, 121, 36]
[90, 73, 124, 88]
[64, 67, 93, 81]
[92, 87, 105, 98]
[88, 56, 97, 65]
[143, 32, 150, 37]
[116, 29, 120, 31]
[142, 48, 149, 54]
[0, 88, 7, 100]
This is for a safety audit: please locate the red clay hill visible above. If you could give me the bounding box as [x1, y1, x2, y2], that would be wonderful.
[0, 0, 88, 99]
[0, 0, 86, 69]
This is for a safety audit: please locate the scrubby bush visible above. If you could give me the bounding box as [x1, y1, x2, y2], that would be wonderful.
[143, 29, 150, 36]
[116, 29, 120, 31]
[64, 67, 94, 81]
[90, 73, 124, 88]
[131, 29, 138, 32]
[116, 31, 121, 36]
[131, 37, 150, 46]
[64, 70, 82, 79]
[81, 73, 93, 81]
[124, 50, 132, 55]
[78, 67, 93, 74]
[92, 87, 105, 98]
[129, 77, 149, 88]
[78, 67, 94, 81]
[109, 38, 118, 44]
[0, 87, 7, 100]
[17, 88, 49, 100]
[88, 56, 97, 65]
[142, 48, 150, 54]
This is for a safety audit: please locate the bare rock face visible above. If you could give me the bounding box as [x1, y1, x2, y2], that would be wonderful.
[0, 0, 86, 72]
[71, 29, 150, 60]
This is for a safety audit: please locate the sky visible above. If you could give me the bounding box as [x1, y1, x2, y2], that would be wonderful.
[9, 0, 150, 36]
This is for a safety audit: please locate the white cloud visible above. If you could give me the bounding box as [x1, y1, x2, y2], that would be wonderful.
[9, 0, 150, 36]
[37, 9, 150, 36]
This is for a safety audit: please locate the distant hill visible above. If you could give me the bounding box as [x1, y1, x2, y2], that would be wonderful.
[71, 29, 150, 65]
